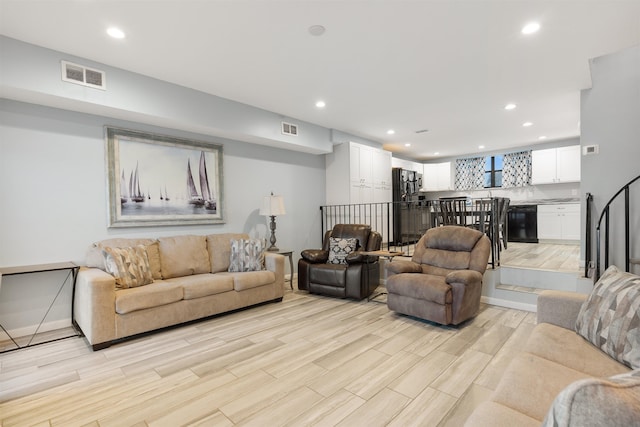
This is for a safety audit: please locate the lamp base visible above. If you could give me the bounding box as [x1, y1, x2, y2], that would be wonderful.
[267, 246, 280, 252]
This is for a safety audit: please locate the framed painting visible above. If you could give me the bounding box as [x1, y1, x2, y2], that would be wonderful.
[105, 126, 224, 227]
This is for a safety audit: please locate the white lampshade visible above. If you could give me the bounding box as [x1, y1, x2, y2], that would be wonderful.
[260, 194, 286, 216]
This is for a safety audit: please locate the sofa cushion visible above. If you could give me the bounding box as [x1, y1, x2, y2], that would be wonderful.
[87, 238, 162, 280]
[575, 265, 640, 369]
[525, 323, 631, 377]
[328, 237, 358, 265]
[464, 401, 540, 427]
[207, 233, 249, 273]
[219, 270, 276, 291]
[490, 353, 592, 421]
[542, 370, 640, 427]
[102, 245, 154, 289]
[158, 235, 210, 279]
[166, 274, 234, 300]
[115, 281, 183, 314]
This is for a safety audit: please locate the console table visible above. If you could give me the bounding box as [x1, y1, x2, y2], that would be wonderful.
[0, 262, 81, 353]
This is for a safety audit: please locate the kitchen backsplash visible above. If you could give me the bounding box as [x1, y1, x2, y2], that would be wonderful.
[421, 181, 581, 203]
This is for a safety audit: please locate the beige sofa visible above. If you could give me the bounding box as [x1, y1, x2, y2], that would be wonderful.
[75, 233, 284, 350]
[465, 290, 636, 426]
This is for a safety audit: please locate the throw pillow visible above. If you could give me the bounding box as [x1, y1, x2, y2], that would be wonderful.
[575, 265, 640, 369]
[328, 237, 358, 265]
[228, 239, 266, 272]
[102, 245, 154, 289]
[542, 370, 640, 427]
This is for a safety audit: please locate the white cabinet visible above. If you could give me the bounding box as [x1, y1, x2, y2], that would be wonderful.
[422, 162, 452, 191]
[326, 142, 392, 204]
[537, 204, 580, 241]
[532, 146, 581, 184]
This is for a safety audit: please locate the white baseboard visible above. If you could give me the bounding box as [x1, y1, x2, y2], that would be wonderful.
[4, 318, 72, 339]
[481, 296, 537, 313]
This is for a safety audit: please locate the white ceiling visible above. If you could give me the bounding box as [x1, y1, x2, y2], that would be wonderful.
[1, 1, 639, 160]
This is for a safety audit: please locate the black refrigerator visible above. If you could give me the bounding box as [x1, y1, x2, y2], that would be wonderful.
[391, 168, 423, 245]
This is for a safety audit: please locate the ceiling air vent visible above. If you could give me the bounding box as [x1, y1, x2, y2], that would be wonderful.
[61, 60, 106, 90]
[281, 122, 298, 136]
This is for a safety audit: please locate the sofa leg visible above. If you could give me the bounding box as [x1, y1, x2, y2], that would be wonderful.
[92, 341, 112, 351]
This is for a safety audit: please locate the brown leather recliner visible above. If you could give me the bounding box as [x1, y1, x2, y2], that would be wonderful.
[385, 226, 491, 325]
[298, 224, 382, 300]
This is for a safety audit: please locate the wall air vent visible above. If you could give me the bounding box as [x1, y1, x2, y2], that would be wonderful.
[61, 60, 106, 90]
[583, 144, 599, 155]
[281, 122, 298, 136]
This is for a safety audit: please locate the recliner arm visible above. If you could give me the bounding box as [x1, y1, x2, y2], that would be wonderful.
[301, 249, 329, 263]
[345, 251, 377, 264]
[386, 260, 422, 274]
[445, 270, 483, 285]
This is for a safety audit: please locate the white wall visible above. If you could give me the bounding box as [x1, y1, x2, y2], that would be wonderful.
[0, 99, 326, 331]
[581, 44, 640, 272]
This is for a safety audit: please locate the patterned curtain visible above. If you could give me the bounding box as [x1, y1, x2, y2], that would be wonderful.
[455, 157, 485, 190]
[502, 150, 532, 188]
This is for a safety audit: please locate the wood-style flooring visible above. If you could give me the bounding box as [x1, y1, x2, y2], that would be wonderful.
[500, 242, 580, 273]
[0, 286, 536, 427]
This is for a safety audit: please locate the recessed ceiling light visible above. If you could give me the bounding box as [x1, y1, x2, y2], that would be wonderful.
[404, 143, 411, 147]
[434, 152, 440, 155]
[523, 122, 533, 127]
[538, 135, 547, 140]
[478, 145, 485, 149]
[504, 103, 517, 110]
[107, 27, 125, 39]
[521, 22, 540, 35]
[315, 100, 326, 108]
[387, 129, 395, 135]
[308, 25, 326, 36]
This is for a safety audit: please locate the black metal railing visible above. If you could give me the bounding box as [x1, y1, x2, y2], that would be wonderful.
[585, 192, 593, 278]
[320, 198, 507, 267]
[594, 174, 640, 281]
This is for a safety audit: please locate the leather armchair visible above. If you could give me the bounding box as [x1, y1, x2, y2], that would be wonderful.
[298, 224, 382, 300]
[385, 226, 491, 325]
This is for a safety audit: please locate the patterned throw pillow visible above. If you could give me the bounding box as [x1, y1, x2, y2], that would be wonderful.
[542, 370, 640, 427]
[228, 239, 266, 272]
[575, 265, 640, 369]
[328, 237, 358, 265]
[102, 245, 154, 289]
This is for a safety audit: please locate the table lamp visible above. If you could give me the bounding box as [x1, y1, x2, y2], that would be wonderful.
[260, 192, 286, 251]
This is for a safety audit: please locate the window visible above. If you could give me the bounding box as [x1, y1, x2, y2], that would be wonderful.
[484, 155, 503, 188]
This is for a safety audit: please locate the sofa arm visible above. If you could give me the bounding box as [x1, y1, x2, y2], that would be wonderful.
[445, 270, 483, 286]
[537, 290, 587, 330]
[264, 252, 285, 292]
[74, 267, 117, 347]
[301, 249, 328, 264]
[345, 251, 378, 264]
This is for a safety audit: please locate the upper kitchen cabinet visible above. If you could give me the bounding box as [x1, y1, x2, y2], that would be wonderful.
[532, 146, 581, 184]
[422, 162, 453, 191]
[326, 141, 392, 205]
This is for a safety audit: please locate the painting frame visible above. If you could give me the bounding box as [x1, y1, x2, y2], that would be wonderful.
[105, 126, 224, 228]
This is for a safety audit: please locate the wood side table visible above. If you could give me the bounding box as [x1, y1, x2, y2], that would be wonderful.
[360, 250, 404, 302]
[0, 262, 81, 353]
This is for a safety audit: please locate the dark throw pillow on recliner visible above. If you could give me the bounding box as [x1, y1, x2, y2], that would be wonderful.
[328, 237, 358, 265]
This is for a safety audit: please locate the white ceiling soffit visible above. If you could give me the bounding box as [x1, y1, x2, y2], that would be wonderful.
[1, 0, 639, 160]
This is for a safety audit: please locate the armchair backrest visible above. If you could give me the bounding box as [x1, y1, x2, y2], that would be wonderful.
[412, 226, 491, 276]
[322, 224, 378, 251]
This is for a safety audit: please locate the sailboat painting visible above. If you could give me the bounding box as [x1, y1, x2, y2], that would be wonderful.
[106, 127, 224, 228]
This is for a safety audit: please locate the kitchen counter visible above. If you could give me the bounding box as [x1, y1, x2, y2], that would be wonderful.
[510, 198, 580, 205]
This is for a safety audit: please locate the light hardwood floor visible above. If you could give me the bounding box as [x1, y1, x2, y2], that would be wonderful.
[500, 242, 581, 273]
[0, 286, 536, 427]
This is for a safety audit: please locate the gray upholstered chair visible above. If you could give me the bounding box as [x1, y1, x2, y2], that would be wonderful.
[298, 224, 382, 300]
[385, 226, 491, 325]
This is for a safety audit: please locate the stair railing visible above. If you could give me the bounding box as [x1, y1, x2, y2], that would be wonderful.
[595, 174, 640, 281]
